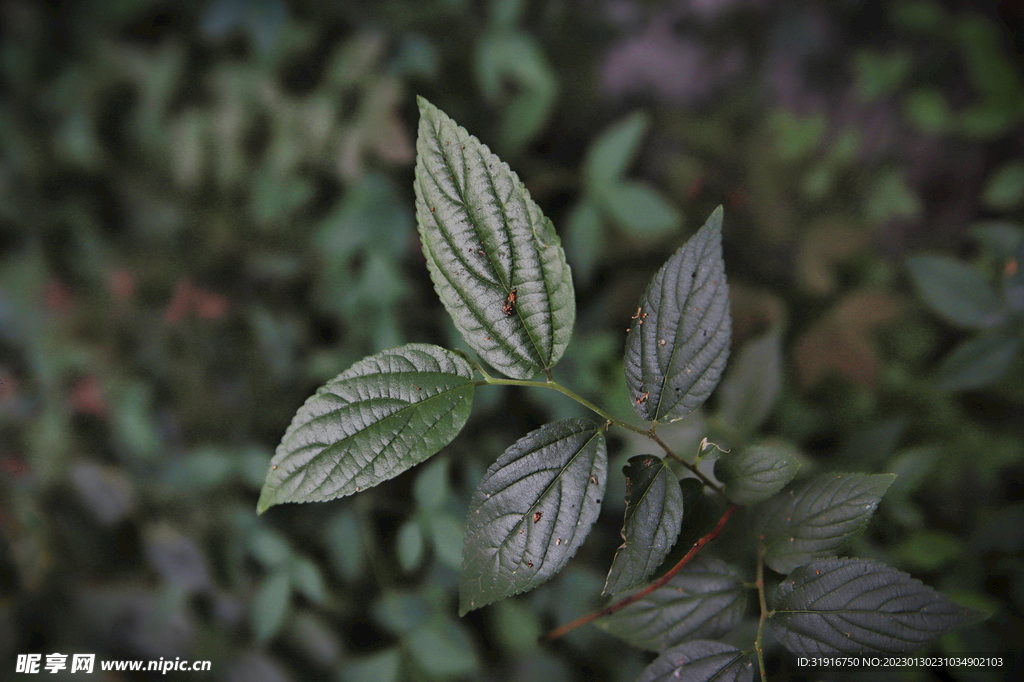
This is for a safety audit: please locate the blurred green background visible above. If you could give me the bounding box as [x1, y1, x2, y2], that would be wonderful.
[1, 0, 1023, 680]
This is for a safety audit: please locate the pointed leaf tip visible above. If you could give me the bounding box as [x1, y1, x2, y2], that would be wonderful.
[414, 100, 575, 379]
[624, 207, 731, 422]
[258, 344, 474, 513]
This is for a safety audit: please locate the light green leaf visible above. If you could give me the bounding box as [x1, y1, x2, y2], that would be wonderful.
[564, 199, 604, 284]
[601, 181, 682, 237]
[933, 330, 1021, 391]
[982, 161, 1024, 211]
[603, 455, 685, 595]
[597, 557, 747, 651]
[771, 557, 987, 654]
[460, 418, 607, 614]
[396, 520, 424, 573]
[414, 97, 575, 379]
[290, 557, 327, 605]
[714, 445, 800, 505]
[636, 640, 753, 682]
[624, 207, 731, 422]
[906, 255, 1004, 329]
[584, 111, 650, 190]
[251, 570, 291, 643]
[755, 473, 895, 574]
[716, 327, 783, 435]
[258, 344, 474, 513]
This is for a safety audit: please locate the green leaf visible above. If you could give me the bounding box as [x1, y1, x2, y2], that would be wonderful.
[597, 557, 748, 651]
[396, 520, 424, 573]
[460, 418, 607, 614]
[564, 199, 604, 284]
[933, 330, 1021, 391]
[716, 327, 784, 435]
[624, 207, 731, 422]
[258, 344, 474, 513]
[290, 557, 327, 605]
[755, 473, 895, 574]
[414, 97, 575, 379]
[603, 455, 685, 595]
[906, 255, 1004, 329]
[771, 557, 987, 654]
[601, 181, 682, 237]
[339, 648, 402, 682]
[636, 640, 753, 682]
[406, 616, 481, 676]
[251, 570, 291, 643]
[584, 111, 650, 190]
[677, 478, 712, 549]
[903, 88, 951, 133]
[714, 445, 800, 505]
[982, 161, 1024, 211]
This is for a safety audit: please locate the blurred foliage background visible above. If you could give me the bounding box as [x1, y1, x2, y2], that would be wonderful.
[1, 0, 1023, 680]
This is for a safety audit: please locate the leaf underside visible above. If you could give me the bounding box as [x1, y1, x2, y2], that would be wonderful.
[625, 206, 731, 422]
[771, 557, 987, 654]
[460, 418, 606, 615]
[754, 473, 896, 574]
[597, 557, 748, 651]
[603, 455, 685, 595]
[636, 640, 753, 682]
[414, 97, 575, 379]
[258, 344, 474, 513]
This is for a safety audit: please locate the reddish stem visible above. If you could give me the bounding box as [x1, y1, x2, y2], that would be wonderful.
[544, 504, 738, 641]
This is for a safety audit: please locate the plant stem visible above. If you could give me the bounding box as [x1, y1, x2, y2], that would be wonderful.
[755, 540, 771, 681]
[543, 504, 738, 642]
[647, 431, 727, 499]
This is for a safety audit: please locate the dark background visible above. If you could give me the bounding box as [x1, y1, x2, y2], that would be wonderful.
[1, 0, 1023, 680]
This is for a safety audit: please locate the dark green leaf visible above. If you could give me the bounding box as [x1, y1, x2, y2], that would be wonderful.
[258, 344, 474, 513]
[716, 327, 784, 435]
[584, 111, 649, 190]
[624, 207, 731, 422]
[414, 97, 574, 379]
[597, 557, 748, 651]
[406, 616, 481, 676]
[771, 557, 988, 654]
[755, 473, 895, 574]
[603, 455, 685, 595]
[677, 478, 712, 549]
[460, 418, 607, 614]
[906, 255, 1004, 329]
[636, 640, 753, 682]
[715, 445, 800, 505]
[933, 330, 1021, 391]
[601, 181, 682, 237]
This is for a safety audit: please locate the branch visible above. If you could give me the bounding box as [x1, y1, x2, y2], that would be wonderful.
[543, 504, 739, 642]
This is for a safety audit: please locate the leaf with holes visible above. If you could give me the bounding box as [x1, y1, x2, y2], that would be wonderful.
[603, 455, 685, 595]
[754, 473, 895, 574]
[414, 97, 575, 379]
[460, 418, 606, 615]
[771, 557, 988, 654]
[714, 445, 800, 505]
[597, 557, 748, 651]
[624, 207, 731, 422]
[257, 344, 474, 513]
[636, 640, 753, 682]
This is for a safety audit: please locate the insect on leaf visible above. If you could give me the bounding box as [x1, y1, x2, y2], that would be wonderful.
[414, 97, 575, 379]
[460, 418, 606, 615]
[257, 344, 474, 513]
[624, 207, 731, 422]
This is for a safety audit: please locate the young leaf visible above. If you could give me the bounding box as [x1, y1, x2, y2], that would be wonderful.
[624, 207, 731, 422]
[636, 640, 753, 682]
[906, 255, 1005, 329]
[460, 418, 607, 615]
[414, 97, 575, 379]
[603, 455, 685, 595]
[597, 557, 748, 651]
[771, 557, 987, 654]
[754, 473, 895, 574]
[716, 327, 783, 435]
[257, 344, 474, 513]
[714, 445, 800, 505]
